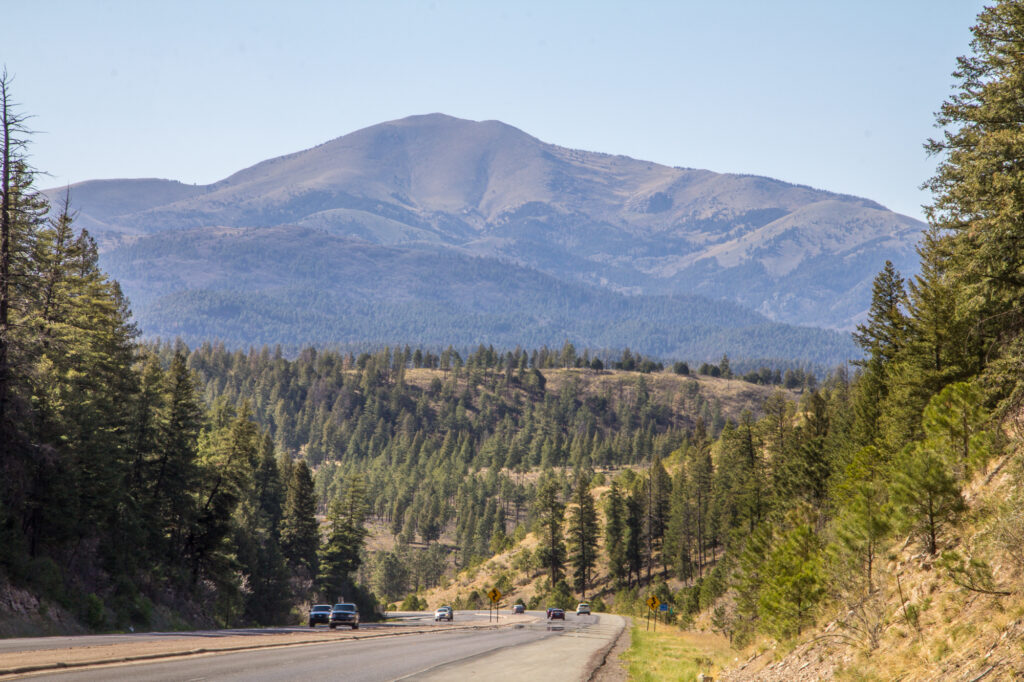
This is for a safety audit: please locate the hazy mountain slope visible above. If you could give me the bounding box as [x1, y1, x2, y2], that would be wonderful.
[104, 223, 855, 364]
[48, 114, 922, 332]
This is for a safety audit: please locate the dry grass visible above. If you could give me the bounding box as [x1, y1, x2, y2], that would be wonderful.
[623, 625, 734, 681]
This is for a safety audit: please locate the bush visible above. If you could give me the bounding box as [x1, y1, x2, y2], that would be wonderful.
[83, 593, 106, 630]
[495, 573, 513, 594]
[27, 557, 65, 602]
[547, 580, 574, 609]
[588, 595, 607, 613]
[614, 586, 640, 615]
[465, 589, 485, 609]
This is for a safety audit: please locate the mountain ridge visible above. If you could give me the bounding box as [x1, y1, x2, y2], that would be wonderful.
[44, 113, 920, 360]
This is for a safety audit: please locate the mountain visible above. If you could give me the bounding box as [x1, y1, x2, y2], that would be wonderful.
[45, 114, 921, 362]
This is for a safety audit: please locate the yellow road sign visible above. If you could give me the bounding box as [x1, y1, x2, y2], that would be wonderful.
[646, 595, 660, 611]
[488, 587, 502, 603]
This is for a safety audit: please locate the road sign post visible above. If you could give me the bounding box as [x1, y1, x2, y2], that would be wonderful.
[645, 595, 660, 631]
[487, 587, 502, 623]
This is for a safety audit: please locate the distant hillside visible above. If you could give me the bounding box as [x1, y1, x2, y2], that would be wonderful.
[103, 224, 855, 364]
[46, 113, 919, 360]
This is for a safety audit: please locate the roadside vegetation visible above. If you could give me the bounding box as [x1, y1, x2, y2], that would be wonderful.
[623, 626, 732, 681]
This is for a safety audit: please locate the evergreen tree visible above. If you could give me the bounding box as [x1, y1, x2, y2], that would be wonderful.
[891, 444, 965, 555]
[281, 460, 319, 574]
[236, 432, 290, 624]
[643, 457, 672, 580]
[832, 446, 891, 593]
[758, 521, 825, 640]
[853, 261, 907, 365]
[923, 0, 1024, 411]
[624, 484, 645, 587]
[318, 474, 369, 602]
[154, 352, 204, 570]
[604, 480, 628, 588]
[566, 473, 599, 599]
[534, 474, 566, 586]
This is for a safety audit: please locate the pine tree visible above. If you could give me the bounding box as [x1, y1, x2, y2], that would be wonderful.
[732, 524, 773, 642]
[922, 1, 1024, 410]
[643, 457, 672, 580]
[534, 473, 566, 586]
[566, 473, 599, 599]
[153, 352, 204, 569]
[664, 464, 694, 582]
[919, 381, 994, 480]
[281, 460, 319, 575]
[604, 480, 628, 588]
[832, 446, 891, 593]
[318, 474, 369, 602]
[235, 431, 290, 624]
[758, 521, 825, 639]
[891, 444, 965, 555]
[852, 261, 908, 365]
[624, 484, 645, 587]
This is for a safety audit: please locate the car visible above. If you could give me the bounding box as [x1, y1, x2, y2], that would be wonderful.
[434, 606, 454, 621]
[548, 608, 565, 620]
[512, 604, 525, 614]
[308, 604, 332, 627]
[329, 603, 359, 629]
[576, 602, 591, 615]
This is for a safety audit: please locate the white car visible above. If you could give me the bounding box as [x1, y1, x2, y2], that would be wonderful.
[434, 606, 454, 621]
[576, 602, 591, 615]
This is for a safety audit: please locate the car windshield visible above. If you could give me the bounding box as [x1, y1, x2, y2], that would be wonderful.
[312, 605, 330, 612]
[333, 604, 356, 611]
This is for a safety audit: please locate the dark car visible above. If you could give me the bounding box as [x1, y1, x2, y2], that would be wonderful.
[548, 608, 565, 620]
[308, 604, 331, 627]
[512, 604, 525, 614]
[329, 603, 360, 629]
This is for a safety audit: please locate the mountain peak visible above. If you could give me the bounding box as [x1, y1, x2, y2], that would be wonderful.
[47, 115, 923, 336]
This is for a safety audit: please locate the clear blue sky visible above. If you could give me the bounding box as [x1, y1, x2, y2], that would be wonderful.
[5, 0, 985, 221]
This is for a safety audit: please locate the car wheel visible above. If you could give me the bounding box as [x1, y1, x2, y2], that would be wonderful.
[329, 624, 336, 629]
[309, 622, 315, 627]
[352, 624, 359, 630]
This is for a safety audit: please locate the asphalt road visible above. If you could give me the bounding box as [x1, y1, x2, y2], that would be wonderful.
[0, 610, 495, 655]
[4, 610, 617, 681]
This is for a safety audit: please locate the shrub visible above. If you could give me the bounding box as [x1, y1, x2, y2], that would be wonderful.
[83, 593, 106, 630]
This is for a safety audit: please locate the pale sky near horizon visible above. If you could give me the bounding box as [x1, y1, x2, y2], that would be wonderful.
[4, 0, 987, 221]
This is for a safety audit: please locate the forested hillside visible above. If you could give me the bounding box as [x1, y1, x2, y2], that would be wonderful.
[99, 226, 858, 366]
[0, 86, 799, 634]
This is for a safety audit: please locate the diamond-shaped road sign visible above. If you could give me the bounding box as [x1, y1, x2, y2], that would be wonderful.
[488, 587, 502, 603]
[646, 595, 660, 611]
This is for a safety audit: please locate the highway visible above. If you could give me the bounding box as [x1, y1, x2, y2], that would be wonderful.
[0, 611, 624, 681]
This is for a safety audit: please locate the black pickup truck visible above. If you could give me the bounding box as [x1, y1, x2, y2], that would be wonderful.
[329, 603, 360, 629]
